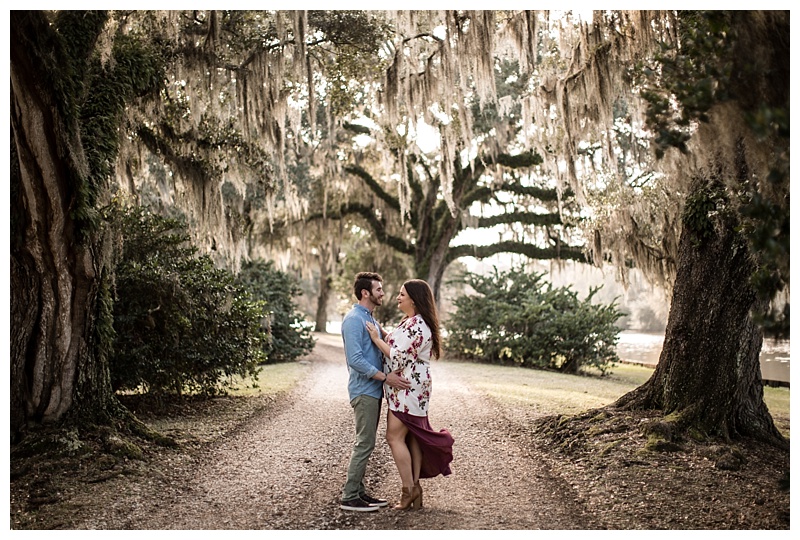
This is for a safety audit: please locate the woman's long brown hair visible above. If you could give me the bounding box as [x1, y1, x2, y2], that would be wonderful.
[403, 279, 442, 359]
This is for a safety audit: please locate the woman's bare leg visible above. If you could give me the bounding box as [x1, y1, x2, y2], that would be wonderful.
[386, 411, 414, 488]
[408, 434, 422, 483]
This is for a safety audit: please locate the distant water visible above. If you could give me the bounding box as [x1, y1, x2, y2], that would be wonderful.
[328, 322, 790, 384]
[616, 331, 790, 384]
[327, 321, 342, 334]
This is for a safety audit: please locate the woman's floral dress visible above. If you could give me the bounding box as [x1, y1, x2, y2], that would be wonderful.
[383, 314, 432, 417]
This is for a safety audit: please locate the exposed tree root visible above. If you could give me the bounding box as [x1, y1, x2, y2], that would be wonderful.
[534, 402, 787, 473]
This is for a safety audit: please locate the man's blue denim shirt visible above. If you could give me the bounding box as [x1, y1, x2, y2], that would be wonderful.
[341, 304, 384, 402]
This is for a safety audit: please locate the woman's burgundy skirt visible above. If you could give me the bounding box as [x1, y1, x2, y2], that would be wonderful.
[390, 410, 454, 478]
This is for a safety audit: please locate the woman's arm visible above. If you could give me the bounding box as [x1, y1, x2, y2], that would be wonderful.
[366, 321, 391, 357]
[365, 321, 411, 390]
[379, 317, 426, 371]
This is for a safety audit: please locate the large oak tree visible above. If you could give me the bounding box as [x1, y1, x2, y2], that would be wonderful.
[606, 12, 789, 446]
[524, 10, 788, 447]
[10, 10, 380, 438]
[10, 11, 167, 438]
[328, 151, 586, 302]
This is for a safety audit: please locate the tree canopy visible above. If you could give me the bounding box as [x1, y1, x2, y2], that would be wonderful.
[10, 10, 789, 448]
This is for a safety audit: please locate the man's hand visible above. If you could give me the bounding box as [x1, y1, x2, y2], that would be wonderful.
[385, 370, 411, 390]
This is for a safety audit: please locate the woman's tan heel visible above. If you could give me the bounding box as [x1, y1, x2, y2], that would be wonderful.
[396, 484, 423, 510]
[412, 481, 423, 508]
[395, 487, 415, 510]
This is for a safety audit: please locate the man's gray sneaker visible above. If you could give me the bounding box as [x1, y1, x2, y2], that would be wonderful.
[360, 493, 389, 507]
[340, 498, 379, 512]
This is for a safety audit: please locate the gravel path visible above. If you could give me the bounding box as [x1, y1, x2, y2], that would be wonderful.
[73, 333, 595, 530]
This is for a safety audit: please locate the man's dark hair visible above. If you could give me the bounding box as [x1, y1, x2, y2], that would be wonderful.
[353, 272, 383, 300]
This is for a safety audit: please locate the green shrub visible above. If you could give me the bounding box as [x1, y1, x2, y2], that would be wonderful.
[109, 205, 267, 395]
[235, 259, 315, 363]
[446, 267, 623, 374]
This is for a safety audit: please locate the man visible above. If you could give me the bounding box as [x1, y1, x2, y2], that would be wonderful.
[340, 272, 410, 512]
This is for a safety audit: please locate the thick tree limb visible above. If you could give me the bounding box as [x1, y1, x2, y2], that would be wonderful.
[478, 210, 562, 228]
[464, 183, 562, 206]
[446, 241, 587, 264]
[136, 125, 210, 182]
[460, 150, 546, 204]
[343, 164, 402, 211]
[306, 202, 414, 255]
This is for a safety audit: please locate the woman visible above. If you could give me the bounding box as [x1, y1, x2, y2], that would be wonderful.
[366, 279, 454, 510]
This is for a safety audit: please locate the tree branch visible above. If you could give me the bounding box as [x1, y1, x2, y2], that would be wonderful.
[460, 150, 545, 205]
[485, 150, 544, 169]
[343, 164, 401, 211]
[477, 210, 562, 228]
[305, 203, 414, 255]
[405, 154, 426, 203]
[401, 32, 443, 45]
[464, 182, 562, 206]
[446, 241, 587, 265]
[136, 125, 211, 182]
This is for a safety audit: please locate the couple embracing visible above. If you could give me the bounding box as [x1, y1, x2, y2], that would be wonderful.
[339, 272, 454, 512]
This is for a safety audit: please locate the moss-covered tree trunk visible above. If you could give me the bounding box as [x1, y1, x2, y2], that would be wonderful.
[314, 245, 334, 333]
[416, 218, 461, 303]
[614, 178, 786, 448]
[10, 12, 118, 441]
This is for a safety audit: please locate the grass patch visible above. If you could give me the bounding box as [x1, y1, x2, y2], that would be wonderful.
[764, 386, 789, 416]
[227, 361, 311, 397]
[125, 361, 312, 446]
[445, 358, 790, 435]
[448, 360, 654, 416]
[764, 386, 790, 438]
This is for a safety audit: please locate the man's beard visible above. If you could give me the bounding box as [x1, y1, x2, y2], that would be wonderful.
[368, 291, 383, 306]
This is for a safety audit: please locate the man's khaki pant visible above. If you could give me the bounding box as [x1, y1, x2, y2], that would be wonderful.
[342, 394, 381, 501]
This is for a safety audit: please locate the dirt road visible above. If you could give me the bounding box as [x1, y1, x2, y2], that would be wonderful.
[72, 333, 596, 530]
